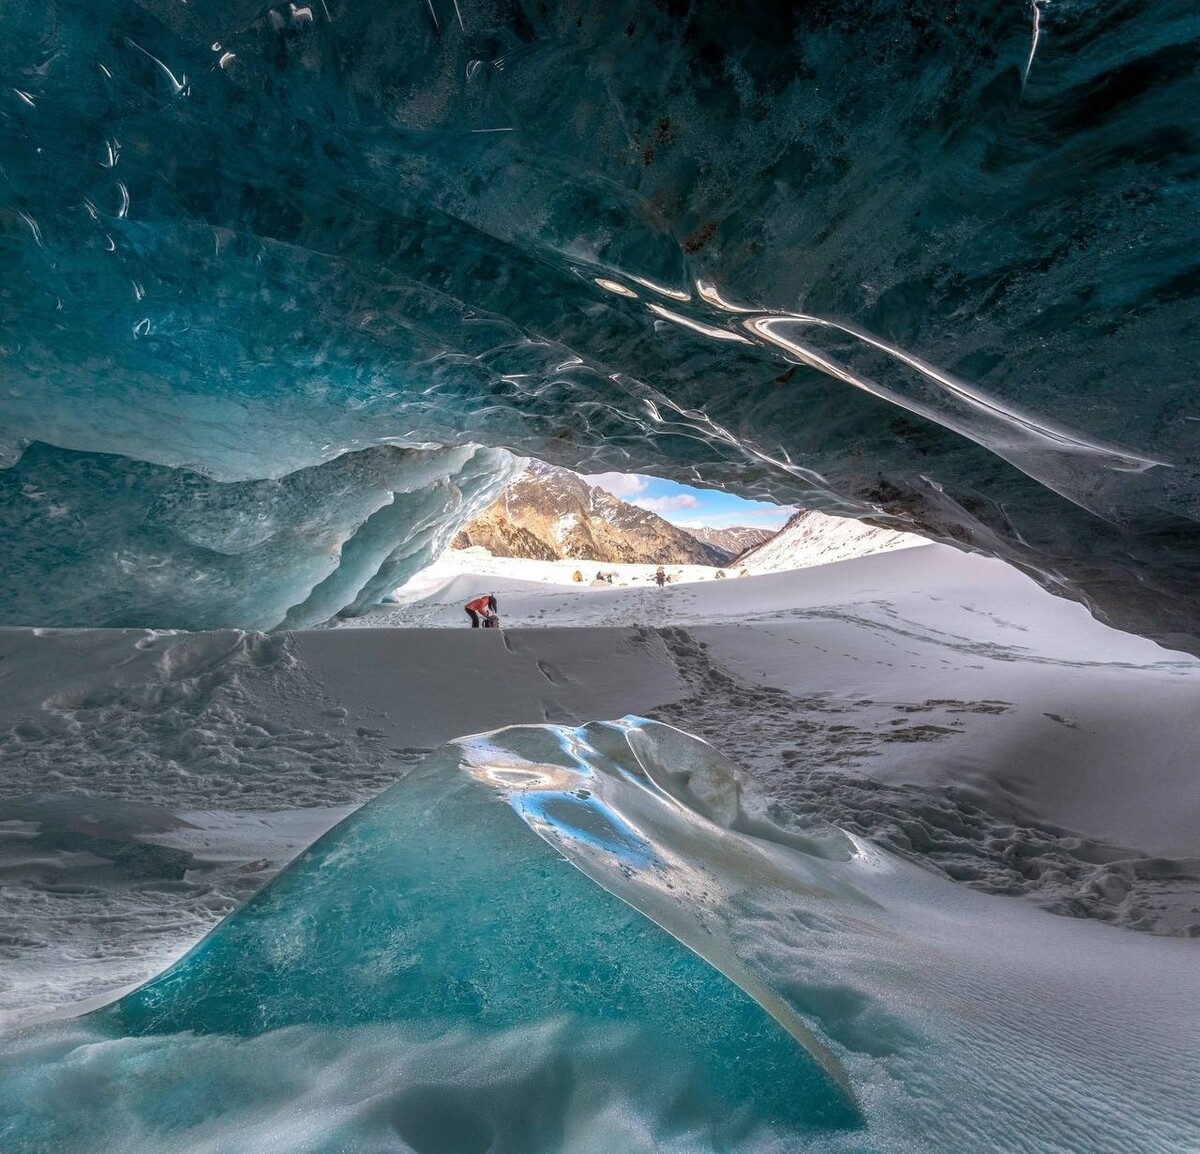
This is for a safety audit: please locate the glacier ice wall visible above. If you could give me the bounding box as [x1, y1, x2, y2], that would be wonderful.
[1, 0, 1198, 640]
[0, 441, 516, 629]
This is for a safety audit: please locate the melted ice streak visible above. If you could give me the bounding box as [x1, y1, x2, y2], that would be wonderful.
[743, 314, 1157, 471]
[1024, 0, 1046, 89]
[463, 719, 865, 1099]
[622, 271, 1160, 482]
[604, 270, 1164, 519]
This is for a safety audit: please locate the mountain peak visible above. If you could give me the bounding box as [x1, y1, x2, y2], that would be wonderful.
[685, 525, 776, 556]
[735, 509, 924, 571]
[453, 467, 728, 565]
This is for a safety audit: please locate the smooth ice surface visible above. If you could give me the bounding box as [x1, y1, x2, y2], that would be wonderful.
[458, 720, 1200, 1152]
[2, 0, 1199, 642]
[3, 717, 1198, 1153]
[2, 725, 862, 1153]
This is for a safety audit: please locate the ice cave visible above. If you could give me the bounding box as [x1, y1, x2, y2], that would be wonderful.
[1, 1, 1198, 1151]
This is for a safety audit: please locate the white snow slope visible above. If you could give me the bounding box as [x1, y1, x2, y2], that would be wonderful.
[1, 544, 1198, 1151]
[737, 508, 924, 572]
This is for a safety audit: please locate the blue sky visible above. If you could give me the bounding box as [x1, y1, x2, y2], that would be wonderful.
[581, 473, 794, 530]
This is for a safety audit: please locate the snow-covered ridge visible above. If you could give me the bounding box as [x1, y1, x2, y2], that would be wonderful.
[450, 465, 923, 576]
[737, 509, 924, 573]
[685, 524, 775, 556]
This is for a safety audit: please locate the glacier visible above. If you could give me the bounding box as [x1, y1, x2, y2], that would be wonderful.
[0, 441, 516, 629]
[1, 0, 1199, 642]
[2, 721, 862, 1152]
[3, 718, 1197, 1152]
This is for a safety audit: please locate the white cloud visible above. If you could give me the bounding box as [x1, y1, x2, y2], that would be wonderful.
[580, 470, 795, 531]
[581, 472, 650, 499]
[633, 494, 700, 514]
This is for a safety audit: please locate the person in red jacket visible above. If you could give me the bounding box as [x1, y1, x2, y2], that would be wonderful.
[464, 593, 498, 628]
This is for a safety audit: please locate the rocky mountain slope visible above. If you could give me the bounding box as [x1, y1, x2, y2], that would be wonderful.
[736, 509, 925, 572]
[452, 463, 727, 566]
[686, 525, 775, 558]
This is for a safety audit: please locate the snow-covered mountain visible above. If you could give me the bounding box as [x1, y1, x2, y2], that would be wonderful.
[685, 525, 775, 557]
[736, 509, 925, 572]
[452, 462, 727, 565]
[452, 464, 928, 571]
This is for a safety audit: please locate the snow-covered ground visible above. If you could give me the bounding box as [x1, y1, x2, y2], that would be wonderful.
[358, 544, 1200, 916]
[381, 544, 740, 602]
[379, 516, 924, 606]
[2, 544, 1199, 1150]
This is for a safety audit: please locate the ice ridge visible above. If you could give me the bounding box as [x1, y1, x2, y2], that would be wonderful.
[2, 718, 1198, 1152]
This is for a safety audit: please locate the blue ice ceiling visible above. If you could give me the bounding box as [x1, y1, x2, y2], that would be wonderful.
[1, 0, 1197, 640]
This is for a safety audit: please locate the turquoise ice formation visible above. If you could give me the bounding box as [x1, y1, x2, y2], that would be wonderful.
[1, 0, 1199, 642]
[3, 718, 1199, 1152]
[2, 719, 863, 1152]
